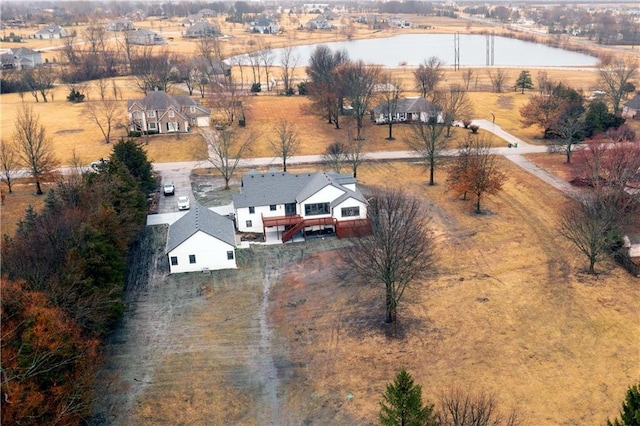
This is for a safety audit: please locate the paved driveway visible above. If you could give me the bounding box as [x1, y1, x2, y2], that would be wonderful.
[156, 164, 194, 214]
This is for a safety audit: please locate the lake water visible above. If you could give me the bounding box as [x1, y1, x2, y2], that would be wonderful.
[240, 34, 598, 68]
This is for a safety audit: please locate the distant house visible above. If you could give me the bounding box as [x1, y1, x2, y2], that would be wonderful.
[250, 17, 279, 34]
[622, 94, 640, 119]
[623, 234, 640, 258]
[127, 91, 211, 134]
[191, 58, 231, 78]
[198, 8, 217, 18]
[106, 18, 134, 32]
[180, 14, 206, 27]
[233, 170, 369, 243]
[0, 47, 42, 70]
[166, 203, 237, 273]
[305, 15, 333, 30]
[34, 25, 69, 39]
[184, 21, 221, 38]
[372, 97, 443, 124]
[125, 28, 166, 45]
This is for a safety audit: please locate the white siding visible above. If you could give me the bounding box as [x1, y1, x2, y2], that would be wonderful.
[235, 205, 281, 232]
[168, 230, 236, 273]
[334, 198, 367, 220]
[195, 116, 210, 126]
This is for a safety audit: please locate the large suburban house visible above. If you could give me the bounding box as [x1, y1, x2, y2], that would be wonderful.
[371, 97, 444, 125]
[305, 15, 333, 30]
[232, 170, 369, 243]
[250, 17, 279, 34]
[622, 94, 640, 119]
[127, 91, 211, 134]
[106, 19, 135, 32]
[34, 25, 69, 39]
[125, 28, 166, 45]
[166, 203, 237, 273]
[0, 47, 42, 70]
[184, 21, 221, 38]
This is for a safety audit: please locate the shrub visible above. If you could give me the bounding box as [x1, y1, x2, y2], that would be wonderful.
[251, 82, 261, 93]
[66, 89, 85, 103]
[469, 124, 480, 133]
[297, 81, 308, 95]
[463, 119, 472, 128]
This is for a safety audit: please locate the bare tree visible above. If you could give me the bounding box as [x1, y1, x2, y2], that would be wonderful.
[462, 68, 474, 90]
[130, 47, 173, 94]
[551, 105, 585, 163]
[340, 189, 435, 328]
[83, 100, 123, 144]
[597, 57, 638, 115]
[258, 42, 275, 91]
[208, 77, 245, 126]
[438, 84, 474, 137]
[13, 105, 58, 195]
[269, 120, 299, 172]
[323, 141, 347, 173]
[487, 68, 508, 93]
[414, 56, 445, 99]
[198, 127, 254, 190]
[230, 53, 247, 91]
[95, 78, 108, 101]
[378, 72, 404, 140]
[172, 57, 197, 96]
[247, 50, 262, 87]
[0, 139, 18, 193]
[339, 60, 381, 140]
[280, 45, 300, 95]
[560, 194, 620, 274]
[22, 68, 56, 103]
[307, 45, 349, 128]
[438, 388, 522, 426]
[404, 118, 448, 185]
[344, 126, 366, 178]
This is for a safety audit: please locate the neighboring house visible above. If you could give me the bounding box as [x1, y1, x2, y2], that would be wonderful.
[125, 28, 167, 45]
[167, 203, 237, 273]
[199, 8, 217, 18]
[34, 25, 69, 39]
[0, 47, 42, 70]
[250, 17, 279, 34]
[372, 97, 444, 125]
[622, 93, 640, 119]
[191, 57, 231, 78]
[106, 19, 134, 32]
[386, 16, 412, 28]
[623, 234, 640, 258]
[127, 91, 211, 134]
[305, 15, 333, 30]
[184, 21, 221, 38]
[180, 14, 206, 27]
[233, 170, 370, 243]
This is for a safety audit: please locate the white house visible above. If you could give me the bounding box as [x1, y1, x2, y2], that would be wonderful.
[127, 91, 211, 134]
[372, 97, 444, 125]
[305, 15, 333, 30]
[232, 170, 369, 243]
[34, 25, 70, 39]
[166, 203, 237, 273]
[0, 47, 42, 70]
[622, 94, 640, 119]
[250, 17, 279, 34]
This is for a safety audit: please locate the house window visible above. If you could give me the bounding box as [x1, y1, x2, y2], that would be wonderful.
[246, 220, 252, 228]
[249, 206, 255, 214]
[189, 254, 196, 264]
[147, 110, 156, 118]
[169, 110, 175, 118]
[190, 106, 196, 113]
[270, 205, 277, 211]
[341, 206, 360, 217]
[167, 122, 179, 132]
[170, 256, 178, 265]
[148, 122, 157, 130]
[305, 202, 330, 216]
[227, 251, 234, 260]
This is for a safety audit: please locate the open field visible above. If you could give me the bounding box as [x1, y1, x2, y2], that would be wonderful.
[92, 159, 640, 425]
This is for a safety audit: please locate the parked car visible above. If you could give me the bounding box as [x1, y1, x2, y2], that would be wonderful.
[177, 196, 190, 210]
[90, 158, 110, 170]
[163, 182, 175, 196]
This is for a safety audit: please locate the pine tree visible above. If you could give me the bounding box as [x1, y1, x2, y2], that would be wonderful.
[515, 70, 534, 94]
[379, 370, 437, 426]
[607, 382, 640, 426]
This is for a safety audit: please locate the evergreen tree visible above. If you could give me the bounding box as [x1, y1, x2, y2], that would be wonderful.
[607, 382, 640, 426]
[514, 70, 534, 94]
[379, 370, 437, 426]
[111, 138, 155, 193]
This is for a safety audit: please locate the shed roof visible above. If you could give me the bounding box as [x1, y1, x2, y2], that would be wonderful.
[624, 94, 640, 110]
[167, 203, 236, 252]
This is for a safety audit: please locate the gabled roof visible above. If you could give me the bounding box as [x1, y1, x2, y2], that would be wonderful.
[127, 92, 211, 115]
[35, 25, 65, 35]
[373, 96, 441, 115]
[232, 171, 363, 208]
[167, 203, 235, 252]
[185, 21, 220, 35]
[11, 47, 39, 57]
[624, 94, 640, 110]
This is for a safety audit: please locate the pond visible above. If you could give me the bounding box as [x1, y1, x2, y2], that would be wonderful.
[233, 34, 599, 68]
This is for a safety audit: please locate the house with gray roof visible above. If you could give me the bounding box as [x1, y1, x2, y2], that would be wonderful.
[0, 47, 42, 70]
[167, 203, 237, 273]
[106, 19, 134, 32]
[125, 28, 166, 45]
[127, 91, 211, 134]
[249, 17, 279, 34]
[233, 170, 369, 243]
[372, 96, 443, 125]
[305, 15, 333, 30]
[184, 21, 221, 38]
[622, 93, 640, 119]
[34, 25, 70, 39]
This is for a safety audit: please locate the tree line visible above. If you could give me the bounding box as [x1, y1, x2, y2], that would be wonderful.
[1, 138, 154, 425]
